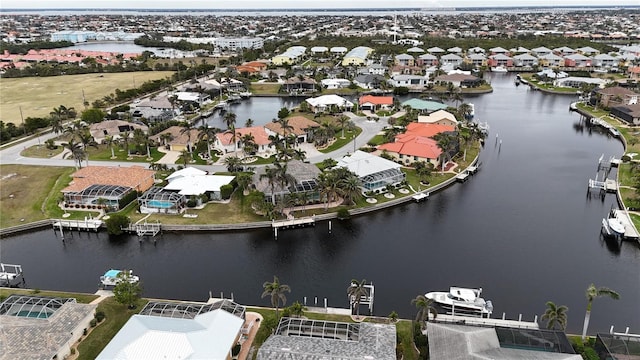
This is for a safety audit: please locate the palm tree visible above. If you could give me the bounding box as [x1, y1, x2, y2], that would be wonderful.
[581, 284, 620, 340]
[277, 118, 294, 149]
[318, 171, 341, 210]
[240, 133, 257, 158]
[347, 279, 369, 317]
[458, 103, 473, 120]
[261, 276, 291, 319]
[338, 172, 362, 205]
[234, 172, 253, 195]
[180, 122, 195, 154]
[260, 165, 281, 204]
[245, 118, 254, 127]
[542, 301, 568, 330]
[336, 115, 350, 139]
[411, 294, 438, 328]
[104, 135, 118, 159]
[120, 130, 132, 157]
[62, 138, 85, 169]
[181, 148, 191, 166]
[434, 132, 457, 173]
[198, 125, 219, 160]
[223, 111, 237, 130]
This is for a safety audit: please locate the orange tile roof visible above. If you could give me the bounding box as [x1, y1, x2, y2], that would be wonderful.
[264, 116, 320, 136]
[154, 126, 199, 146]
[377, 122, 454, 159]
[359, 95, 394, 106]
[62, 166, 155, 193]
[217, 126, 271, 146]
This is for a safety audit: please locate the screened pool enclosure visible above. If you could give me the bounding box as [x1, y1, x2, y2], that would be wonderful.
[139, 187, 186, 214]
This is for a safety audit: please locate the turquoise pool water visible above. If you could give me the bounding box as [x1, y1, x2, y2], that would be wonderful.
[16, 310, 51, 318]
[148, 200, 174, 208]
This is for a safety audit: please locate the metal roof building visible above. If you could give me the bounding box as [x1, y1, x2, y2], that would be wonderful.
[96, 299, 245, 360]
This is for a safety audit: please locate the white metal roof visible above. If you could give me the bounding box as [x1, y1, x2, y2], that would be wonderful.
[305, 95, 354, 108]
[336, 150, 401, 178]
[166, 167, 208, 182]
[96, 309, 244, 360]
[164, 175, 235, 196]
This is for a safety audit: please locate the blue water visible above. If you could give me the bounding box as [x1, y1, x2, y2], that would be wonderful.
[147, 200, 175, 209]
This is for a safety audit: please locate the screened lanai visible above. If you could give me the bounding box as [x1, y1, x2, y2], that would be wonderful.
[139, 299, 245, 319]
[63, 184, 133, 210]
[361, 167, 406, 192]
[139, 187, 186, 214]
[0, 295, 75, 319]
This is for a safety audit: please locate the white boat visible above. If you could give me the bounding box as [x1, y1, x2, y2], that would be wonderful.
[100, 269, 139, 287]
[467, 103, 475, 119]
[238, 91, 252, 98]
[0, 263, 24, 287]
[227, 94, 242, 103]
[426, 287, 493, 316]
[491, 66, 508, 73]
[602, 218, 625, 237]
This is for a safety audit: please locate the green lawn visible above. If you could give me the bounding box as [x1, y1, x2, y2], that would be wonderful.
[77, 297, 148, 360]
[0, 288, 98, 303]
[319, 128, 362, 154]
[20, 144, 64, 158]
[249, 83, 281, 95]
[87, 145, 164, 163]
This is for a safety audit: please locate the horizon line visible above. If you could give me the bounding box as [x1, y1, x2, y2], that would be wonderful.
[2, 5, 640, 10]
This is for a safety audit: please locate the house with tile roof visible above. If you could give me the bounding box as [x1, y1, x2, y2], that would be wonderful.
[595, 86, 640, 108]
[378, 122, 454, 167]
[401, 98, 449, 113]
[89, 120, 148, 144]
[62, 166, 155, 210]
[358, 95, 394, 111]
[153, 126, 199, 152]
[264, 116, 320, 144]
[418, 110, 458, 127]
[252, 160, 321, 204]
[214, 126, 273, 155]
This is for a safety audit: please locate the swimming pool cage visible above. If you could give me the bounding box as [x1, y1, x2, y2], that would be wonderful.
[63, 184, 133, 210]
[0, 295, 75, 319]
[139, 186, 186, 214]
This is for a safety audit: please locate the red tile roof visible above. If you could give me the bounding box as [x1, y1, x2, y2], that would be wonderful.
[359, 95, 394, 106]
[377, 123, 454, 159]
[264, 116, 320, 136]
[62, 166, 155, 193]
[217, 126, 271, 146]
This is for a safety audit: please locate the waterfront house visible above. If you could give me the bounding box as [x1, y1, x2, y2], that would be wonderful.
[264, 116, 319, 144]
[139, 186, 186, 214]
[401, 98, 449, 113]
[594, 86, 639, 108]
[359, 95, 394, 112]
[488, 54, 513, 68]
[513, 53, 538, 67]
[434, 73, 482, 88]
[305, 95, 354, 114]
[336, 150, 406, 193]
[282, 76, 317, 94]
[378, 122, 454, 167]
[563, 54, 592, 68]
[214, 126, 272, 156]
[467, 53, 487, 67]
[88, 120, 148, 144]
[252, 159, 321, 204]
[320, 78, 351, 89]
[96, 299, 246, 360]
[389, 74, 428, 89]
[353, 74, 386, 89]
[554, 77, 606, 89]
[257, 318, 396, 360]
[440, 53, 464, 68]
[610, 103, 640, 125]
[62, 166, 155, 210]
[538, 53, 565, 67]
[163, 170, 234, 202]
[0, 295, 96, 360]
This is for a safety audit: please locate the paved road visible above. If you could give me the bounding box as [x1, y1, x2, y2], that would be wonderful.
[0, 114, 389, 172]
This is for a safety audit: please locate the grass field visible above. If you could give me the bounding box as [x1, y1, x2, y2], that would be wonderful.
[0, 71, 175, 124]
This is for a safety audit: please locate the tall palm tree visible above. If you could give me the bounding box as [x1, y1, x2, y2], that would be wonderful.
[245, 118, 254, 128]
[198, 125, 220, 160]
[261, 165, 281, 204]
[336, 115, 350, 139]
[542, 301, 568, 330]
[347, 279, 369, 316]
[277, 118, 294, 149]
[261, 276, 291, 319]
[62, 138, 85, 169]
[120, 130, 132, 157]
[434, 132, 456, 173]
[581, 284, 620, 340]
[180, 122, 195, 154]
[240, 133, 257, 158]
[104, 135, 117, 159]
[223, 111, 237, 130]
[77, 130, 98, 166]
[318, 171, 341, 210]
[224, 156, 243, 173]
[338, 172, 362, 205]
[411, 294, 438, 328]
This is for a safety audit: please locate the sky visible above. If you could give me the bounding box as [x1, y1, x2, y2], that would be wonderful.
[1, 0, 638, 9]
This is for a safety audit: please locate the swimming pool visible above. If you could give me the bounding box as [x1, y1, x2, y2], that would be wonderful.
[147, 200, 174, 208]
[15, 310, 52, 318]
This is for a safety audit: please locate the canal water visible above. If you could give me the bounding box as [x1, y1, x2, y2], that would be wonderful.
[1, 73, 638, 335]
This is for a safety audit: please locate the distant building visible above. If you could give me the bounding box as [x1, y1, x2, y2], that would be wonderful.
[342, 46, 374, 66]
[213, 37, 264, 50]
[272, 46, 306, 65]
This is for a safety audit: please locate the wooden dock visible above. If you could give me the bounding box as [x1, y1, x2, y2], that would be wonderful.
[272, 216, 316, 229]
[427, 313, 539, 330]
[52, 218, 102, 231]
[456, 172, 469, 182]
[605, 179, 618, 192]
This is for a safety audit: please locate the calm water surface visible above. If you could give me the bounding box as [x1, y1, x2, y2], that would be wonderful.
[1, 74, 639, 335]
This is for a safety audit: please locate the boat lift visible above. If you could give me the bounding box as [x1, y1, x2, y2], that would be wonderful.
[348, 281, 375, 315]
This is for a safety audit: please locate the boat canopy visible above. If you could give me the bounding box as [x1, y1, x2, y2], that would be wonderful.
[104, 270, 121, 278]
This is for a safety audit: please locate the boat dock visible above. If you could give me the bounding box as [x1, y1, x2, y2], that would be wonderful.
[272, 216, 316, 229]
[427, 313, 539, 330]
[612, 209, 640, 241]
[412, 192, 429, 202]
[0, 263, 25, 287]
[456, 172, 469, 182]
[589, 117, 621, 138]
[52, 218, 103, 231]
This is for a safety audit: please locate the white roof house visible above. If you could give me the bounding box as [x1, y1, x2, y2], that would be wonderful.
[311, 46, 328, 53]
[166, 167, 208, 182]
[164, 174, 235, 197]
[305, 95, 354, 113]
[96, 300, 245, 360]
[418, 110, 458, 126]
